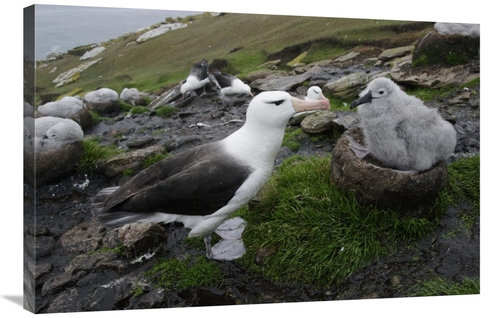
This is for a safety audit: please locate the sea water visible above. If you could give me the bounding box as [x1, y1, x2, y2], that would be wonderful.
[34, 4, 199, 60]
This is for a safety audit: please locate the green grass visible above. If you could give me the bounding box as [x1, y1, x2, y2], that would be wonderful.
[123, 168, 136, 176]
[405, 85, 456, 102]
[409, 276, 479, 296]
[282, 127, 304, 152]
[236, 154, 480, 288]
[130, 106, 150, 115]
[302, 42, 348, 64]
[34, 14, 429, 102]
[155, 105, 178, 118]
[143, 152, 170, 168]
[77, 136, 124, 172]
[89, 110, 107, 125]
[145, 256, 223, 290]
[118, 100, 134, 113]
[328, 95, 354, 111]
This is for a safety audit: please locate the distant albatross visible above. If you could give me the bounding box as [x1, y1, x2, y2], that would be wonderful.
[292, 85, 329, 118]
[210, 70, 253, 98]
[349, 77, 457, 174]
[305, 86, 328, 102]
[180, 59, 210, 99]
[92, 91, 330, 260]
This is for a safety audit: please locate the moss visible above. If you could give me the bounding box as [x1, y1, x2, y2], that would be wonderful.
[412, 54, 429, 67]
[444, 52, 469, 66]
[133, 285, 145, 297]
[123, 168, 136, 176]
[143, 152, 170, 168]
[77, 137, 124, 172]
[89, 246, 126, 257]
[89, 110, 106, 125]
[118, 100, 133, 113]
[156, 105, 178, 118]
[145, 256, 223, 290]
[130, 106, 150, 115]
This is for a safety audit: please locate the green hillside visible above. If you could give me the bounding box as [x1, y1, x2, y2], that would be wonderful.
[34, 12, 433, 104]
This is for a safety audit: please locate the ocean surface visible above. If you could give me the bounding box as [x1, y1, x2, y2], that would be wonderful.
[33, 4, 200, 60]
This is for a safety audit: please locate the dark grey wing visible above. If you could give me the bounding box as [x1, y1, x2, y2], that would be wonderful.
[93, 143, 253, 221]
[212, 70, 233, 88]
[190, 59, 208, 80]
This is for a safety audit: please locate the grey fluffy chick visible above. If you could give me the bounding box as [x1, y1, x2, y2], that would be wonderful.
[350, 77, 457, 173]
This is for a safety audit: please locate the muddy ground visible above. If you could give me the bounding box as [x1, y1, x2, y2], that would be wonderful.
[24, 68, 480, 313]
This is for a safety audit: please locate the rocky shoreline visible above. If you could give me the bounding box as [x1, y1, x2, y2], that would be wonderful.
[24, 28, 480, 313]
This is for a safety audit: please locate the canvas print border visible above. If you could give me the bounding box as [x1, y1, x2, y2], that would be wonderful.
[23, 4, 480, 314]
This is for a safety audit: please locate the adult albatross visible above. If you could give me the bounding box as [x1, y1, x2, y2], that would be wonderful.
[92, 91, 330, 260]
[210, 70, 253, 98]
[180, 59, 210, 99]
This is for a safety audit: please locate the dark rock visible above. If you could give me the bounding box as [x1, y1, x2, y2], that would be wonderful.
[413, 30, 479, 67]
[85, 100, 120, 116]
[60, 219, 107, 253]
[118, 223, 167, 258]
[378, 45, 414, 61]
[26, 262, 53, 281]
[137, 289, 174, 309]
[332, 113, 360, 132]
[95, 145, 165, 177]
[69, 108, 93, 130]
[27, 142, 84, 186]
[300, 110, 337, 134]
[65, 252, 121, 274]
[28, 225, 51, 236]
[42, 272, 85, 296]
[288, 112, 312, 126]
[163, 136, 203, 151]
[45, 288, 84, 313]
[196, 287, 235, 306]
[126, 136, 154, 149]
[24, 234, 56, 259]
[330, 127, 449, 216]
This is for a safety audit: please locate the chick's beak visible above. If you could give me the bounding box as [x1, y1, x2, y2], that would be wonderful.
[350, 91, 373, 109]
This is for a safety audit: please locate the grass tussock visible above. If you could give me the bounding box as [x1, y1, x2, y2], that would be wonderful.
[155, 105, 178, 118]
[145, 256, 223, 290]
[409, 276, 479, 296]
[238, 154, 480, 288]
[77, 136, 123, 172]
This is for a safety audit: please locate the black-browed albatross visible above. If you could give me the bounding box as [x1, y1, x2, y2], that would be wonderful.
[180, 59, 210, 99]
[92, 91, 330, 260]
[210, 70, 253, 98]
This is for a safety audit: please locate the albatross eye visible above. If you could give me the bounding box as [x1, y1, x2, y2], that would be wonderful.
[271, 99, 285, 106]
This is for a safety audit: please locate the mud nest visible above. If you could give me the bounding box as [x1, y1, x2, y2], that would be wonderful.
[330, 127, 449, 217]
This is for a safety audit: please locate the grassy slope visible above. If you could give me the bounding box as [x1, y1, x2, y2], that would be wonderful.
[34, 12, 431, 102]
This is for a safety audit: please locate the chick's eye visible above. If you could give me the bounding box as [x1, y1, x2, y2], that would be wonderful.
[377, 90, 385, 95]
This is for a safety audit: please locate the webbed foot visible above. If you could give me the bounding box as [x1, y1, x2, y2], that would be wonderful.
[346, 135, 370, 159]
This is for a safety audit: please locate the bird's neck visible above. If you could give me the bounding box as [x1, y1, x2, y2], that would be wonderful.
[223, 121, 285, 170]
